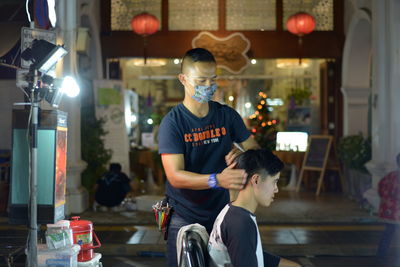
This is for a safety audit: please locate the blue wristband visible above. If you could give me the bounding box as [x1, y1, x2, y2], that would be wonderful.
[208, 173, 219, 188]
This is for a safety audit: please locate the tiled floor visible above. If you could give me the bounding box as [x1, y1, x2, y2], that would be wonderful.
[1, 192, 399, 266]
[1, 226, 399, 266]
[94, 224, 388, 250]
[99, 255, 400, 267]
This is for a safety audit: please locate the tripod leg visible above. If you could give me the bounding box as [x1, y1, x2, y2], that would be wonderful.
[296, 168, 305, 192]
[316, 170, 325, 196]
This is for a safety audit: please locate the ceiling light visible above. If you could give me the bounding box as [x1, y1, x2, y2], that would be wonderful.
[245, 102, 252, 108]
[276, 59, 310, 69]
[251, 59, 257, 64]
[173, 58, 180, 64]
[130, 114, 137, 123]
[129, 58, 167, 67]
[228, 96, 234, 102]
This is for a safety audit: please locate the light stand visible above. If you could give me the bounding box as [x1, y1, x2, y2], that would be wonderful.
[27, 68, 39, 267]
[19, 39, 77, 267]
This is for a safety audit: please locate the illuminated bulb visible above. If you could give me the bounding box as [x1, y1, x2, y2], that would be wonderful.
[260, 100, 265, 105]
[245, 102, 251, 108]
[272, 119, 277, 124]
[147, 118, 154, 125]
[173, 58, 180, 64]
[255, 111, 259, 115]
[257, 105, 262, 110]
[261, 122, 266, 127]
[251, 128, 257, 133]
[228, 96, 234, 102]
[61, 76, 80, 97]
[130, 114, 137, 123]
[267, 121, 272, 126]
[251, 59, 257, 64]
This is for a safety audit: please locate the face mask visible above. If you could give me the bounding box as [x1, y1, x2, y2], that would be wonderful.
[191, 84, 218, 103]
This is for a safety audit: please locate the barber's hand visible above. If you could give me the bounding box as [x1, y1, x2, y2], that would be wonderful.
[217, 162, 247, 190]
[225, 147, 243, 166]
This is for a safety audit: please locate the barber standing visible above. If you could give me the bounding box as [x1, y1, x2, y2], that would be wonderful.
[158, 48, 259, 267]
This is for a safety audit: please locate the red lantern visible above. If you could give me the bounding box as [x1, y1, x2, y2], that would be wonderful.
[286, 12, 315, 36]
[131, 12, 160, 36]
[130, 12, 160, 65]
[286, 12, 315, 64]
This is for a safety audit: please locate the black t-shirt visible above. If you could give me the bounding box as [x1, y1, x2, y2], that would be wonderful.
[208, 204, 281, 267]
[95, 171, 131, 207]
[158, 101, 250, 231]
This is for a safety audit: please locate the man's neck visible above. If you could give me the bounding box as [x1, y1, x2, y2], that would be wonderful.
[182, 96, 210, 118]
[231, 188, 258, 214]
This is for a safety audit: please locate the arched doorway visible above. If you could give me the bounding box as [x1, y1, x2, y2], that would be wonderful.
[341, 9, 371, 136]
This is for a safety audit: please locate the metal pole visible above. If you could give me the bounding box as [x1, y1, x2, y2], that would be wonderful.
[28, 69, 38, 267]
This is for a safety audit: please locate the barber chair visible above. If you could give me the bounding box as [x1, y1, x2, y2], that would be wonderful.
[179, 230, 209, 267]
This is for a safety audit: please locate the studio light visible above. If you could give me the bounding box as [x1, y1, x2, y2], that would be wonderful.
[60, 76, 80, 97]
[21, 39, 67, 73]
[42, 75, 80, 108]
[19, 41, 80, 108]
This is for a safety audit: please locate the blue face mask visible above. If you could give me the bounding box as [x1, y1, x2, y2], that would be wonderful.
[191, 84, 218, 103]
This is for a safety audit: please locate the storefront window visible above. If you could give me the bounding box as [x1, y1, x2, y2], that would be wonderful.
[119, 58, 325, 145]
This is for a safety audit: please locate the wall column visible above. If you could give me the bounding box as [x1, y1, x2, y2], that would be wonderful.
[57, 0, 88, 214]
[364, 0, 400, 211]
[340, 86, 370, 136]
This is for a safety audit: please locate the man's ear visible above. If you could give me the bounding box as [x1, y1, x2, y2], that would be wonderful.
[178, 74, 186, 86]
[251, 174, 259, 186]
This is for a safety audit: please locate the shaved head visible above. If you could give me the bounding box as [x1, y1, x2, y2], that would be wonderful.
[181, 48, 216, 74]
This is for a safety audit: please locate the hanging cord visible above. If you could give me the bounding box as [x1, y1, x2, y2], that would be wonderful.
[25, 0, 32, 22]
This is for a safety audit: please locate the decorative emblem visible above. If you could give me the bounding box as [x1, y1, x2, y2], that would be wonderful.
[192, 32, 250, 74]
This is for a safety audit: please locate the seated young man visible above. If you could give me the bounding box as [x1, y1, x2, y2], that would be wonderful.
[208, 149, 300, 267]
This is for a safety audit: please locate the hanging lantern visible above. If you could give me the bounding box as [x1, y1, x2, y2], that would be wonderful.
[286, 12, 315, 36]
[130, 12, 160, 65]
[286, 12, 315, 64]
[130, 12, 160, 36]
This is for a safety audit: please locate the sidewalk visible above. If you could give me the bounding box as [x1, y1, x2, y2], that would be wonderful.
[2, 191, 396, 267]
[72, 191, 378, 226]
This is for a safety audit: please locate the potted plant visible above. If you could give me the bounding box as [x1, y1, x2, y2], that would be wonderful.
[337, 134, 372, 202]
[287, 87, 312, 106]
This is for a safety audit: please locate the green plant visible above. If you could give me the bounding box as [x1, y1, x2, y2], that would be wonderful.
[81, 113, 112, 193]
[287, 88, 312, 106]
[337, 134, 371, 173]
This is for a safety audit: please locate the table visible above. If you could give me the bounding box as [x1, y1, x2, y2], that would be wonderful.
[273, 151, 305, 190]
[130, 149, 164, 192]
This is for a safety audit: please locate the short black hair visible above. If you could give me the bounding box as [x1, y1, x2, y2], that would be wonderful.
[109, 163, 122, 172]
[181, 48, 216, 72]
[236, 149, 284, 185]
